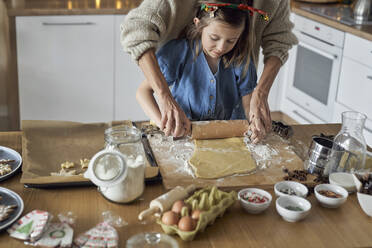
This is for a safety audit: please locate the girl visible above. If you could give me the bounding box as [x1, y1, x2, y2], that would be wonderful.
[136, 0, 268, 132]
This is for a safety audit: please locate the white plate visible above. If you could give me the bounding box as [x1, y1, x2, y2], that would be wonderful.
[0, 146, 22, 182]
[0, 187, 24, 230]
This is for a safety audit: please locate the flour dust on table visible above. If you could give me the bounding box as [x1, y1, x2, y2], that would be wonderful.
[149, 131, 297, 180]
[245, 133, 298, 169]
[149, 134, 196, 177]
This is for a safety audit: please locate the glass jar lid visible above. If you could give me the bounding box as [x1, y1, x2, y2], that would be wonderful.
[104, 125, 141, 145]
[84, 149, 127, 187]
[126, 232, 179, 248]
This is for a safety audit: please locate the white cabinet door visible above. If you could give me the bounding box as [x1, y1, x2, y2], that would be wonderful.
[16, 15, 114, 122]
[114, 15, 147, 121]
[343, 33, 372, 68]
[337, 57, 372, 119]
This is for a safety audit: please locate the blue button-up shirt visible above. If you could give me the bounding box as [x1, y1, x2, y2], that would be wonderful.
[156, 39, 257, 121]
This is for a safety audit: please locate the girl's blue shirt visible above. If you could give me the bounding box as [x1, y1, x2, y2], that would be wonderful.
[156, 39, 257, 121]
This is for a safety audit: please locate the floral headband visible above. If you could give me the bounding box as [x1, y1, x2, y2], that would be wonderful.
[200, 3, 269, 21]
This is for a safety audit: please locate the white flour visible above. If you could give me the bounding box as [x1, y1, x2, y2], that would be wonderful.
[243, 133, 299, 170]
[149, 134, 196, 177]
[149, 132, 297, 178]
[244, 136, 278, 169]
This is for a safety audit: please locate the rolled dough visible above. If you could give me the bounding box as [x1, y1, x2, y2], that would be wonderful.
[189, 137, 257, 179]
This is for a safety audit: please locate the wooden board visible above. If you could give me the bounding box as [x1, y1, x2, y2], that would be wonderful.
[149, 134, 308, 190]
[149, 124, 344, 190]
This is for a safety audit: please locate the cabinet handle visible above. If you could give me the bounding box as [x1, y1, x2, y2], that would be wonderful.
[42, 22, 96, 26]
[293, 110, 313, 124]
[367, 76, 372, 80]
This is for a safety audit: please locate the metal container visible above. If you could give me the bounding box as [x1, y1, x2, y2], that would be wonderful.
[304, 136, 334, 175]
[353, 0, 372, 23]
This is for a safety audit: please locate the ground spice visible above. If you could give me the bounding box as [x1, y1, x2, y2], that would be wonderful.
[285, 206, 303, 211]
[318, 190, 342, 198]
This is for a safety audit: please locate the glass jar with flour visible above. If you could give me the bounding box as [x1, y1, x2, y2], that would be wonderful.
[84, 125, 145, 203]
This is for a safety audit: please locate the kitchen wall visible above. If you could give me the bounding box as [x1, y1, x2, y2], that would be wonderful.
[0, 0, 9, 129]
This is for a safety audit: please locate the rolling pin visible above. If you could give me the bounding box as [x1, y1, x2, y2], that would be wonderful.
[138, 184, 196, 220]
[191, 120, 249, 140]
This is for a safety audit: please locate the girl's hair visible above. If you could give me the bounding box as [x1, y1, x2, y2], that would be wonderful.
[184, 0, 253, 78]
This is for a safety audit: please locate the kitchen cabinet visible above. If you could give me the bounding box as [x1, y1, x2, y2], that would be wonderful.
[16, 14, 147, 123]
[114, 15, 146, 121]
[280, 13, 343, 125]
[334, 33, 372, 146]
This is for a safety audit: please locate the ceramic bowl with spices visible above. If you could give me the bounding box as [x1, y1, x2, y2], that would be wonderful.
[238, 188, 272, 214]
[274, 181, 308, 198]
[352, 173, 372, 217]
[276, 195, 311, 222]
[314, 184, 348, 208]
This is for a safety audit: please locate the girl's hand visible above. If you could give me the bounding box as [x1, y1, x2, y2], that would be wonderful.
[158, 93, 191, 137]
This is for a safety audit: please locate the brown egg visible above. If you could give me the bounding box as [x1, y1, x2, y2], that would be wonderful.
[178, 216, 196, 232]
[171, 200, 186, 214]
[191, 209, 202, 220]
[161, 211, 180, 226]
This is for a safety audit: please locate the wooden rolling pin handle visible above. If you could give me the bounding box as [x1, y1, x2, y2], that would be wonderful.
[185, 184, 196, 194]
[138, 206, 160, 221]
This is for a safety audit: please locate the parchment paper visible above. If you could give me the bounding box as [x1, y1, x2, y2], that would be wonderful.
[20, 120, 158, 185]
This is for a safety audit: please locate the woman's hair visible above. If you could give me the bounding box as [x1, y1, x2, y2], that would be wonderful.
[184, 0, 253, 78]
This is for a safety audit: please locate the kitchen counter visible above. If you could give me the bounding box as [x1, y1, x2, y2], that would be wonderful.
[1, 124, 372, 247]
[291, 1, 372, 41]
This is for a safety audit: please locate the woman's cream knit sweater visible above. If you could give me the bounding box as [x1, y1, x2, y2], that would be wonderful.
[120, 0, 298, 67]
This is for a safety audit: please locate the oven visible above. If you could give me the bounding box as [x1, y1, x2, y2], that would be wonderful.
[282, 14, 345, 123]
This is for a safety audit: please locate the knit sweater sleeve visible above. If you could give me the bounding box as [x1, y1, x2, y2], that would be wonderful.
[120, 0, 173, 61]
[261, 0, 298, 65]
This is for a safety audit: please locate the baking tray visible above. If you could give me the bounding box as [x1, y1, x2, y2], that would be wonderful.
[20, 120, 161, 188]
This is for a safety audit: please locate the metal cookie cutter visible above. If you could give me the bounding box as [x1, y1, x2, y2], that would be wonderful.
[245, 121, 293, 142]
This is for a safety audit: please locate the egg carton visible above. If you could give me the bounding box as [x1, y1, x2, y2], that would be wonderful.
[157, 186, 237, 241]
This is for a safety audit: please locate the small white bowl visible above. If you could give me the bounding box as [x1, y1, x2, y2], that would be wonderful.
[238, 188, 272, 214]
[274, 181, 308, 198]
[352, 174, 372, 217]
[314, 184, 348, 208]
[276, 195, 311, 222]
[329, 172, 356, 193]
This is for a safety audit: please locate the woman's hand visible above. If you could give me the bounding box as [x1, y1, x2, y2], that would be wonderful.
[248, 56, 281, 143]
[248, 88, 272, 144]
[157, 93, 191, 137]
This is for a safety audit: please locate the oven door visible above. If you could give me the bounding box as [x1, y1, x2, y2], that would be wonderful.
[286, 29, 343, 122]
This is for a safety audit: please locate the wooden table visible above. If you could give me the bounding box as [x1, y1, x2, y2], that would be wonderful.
[1, 125, 372, 248]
